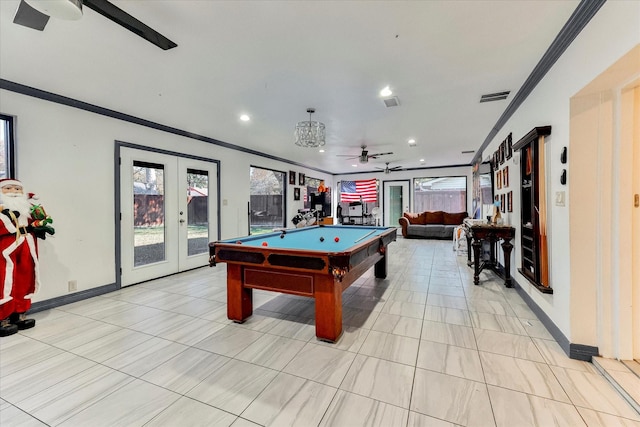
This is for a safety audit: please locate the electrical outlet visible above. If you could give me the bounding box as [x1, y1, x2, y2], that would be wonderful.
[68, 280, 77, 292]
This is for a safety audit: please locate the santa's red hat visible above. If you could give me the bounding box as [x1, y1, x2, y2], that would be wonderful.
[0, 178, 22, 188]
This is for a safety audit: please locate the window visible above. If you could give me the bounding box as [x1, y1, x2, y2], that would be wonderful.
[0, 114, 16, 178]
[413, 176, 467, 213]
[250, 166, 285, 234]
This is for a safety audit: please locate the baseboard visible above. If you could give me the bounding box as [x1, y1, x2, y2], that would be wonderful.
[569, 343, 600, 361]
[29, 283, 118, 313]
[511, 276, 598, 361]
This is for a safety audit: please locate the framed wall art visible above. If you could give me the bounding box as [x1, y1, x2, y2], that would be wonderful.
[507, 191, 513, 212]
[299, 173, 305, 186]
[500, 193, 506, 212]
[503, 166, 509, 188]
[289, 171, 296, 185]
[294, 187, 300, 201]
[496, 170, 502, 189]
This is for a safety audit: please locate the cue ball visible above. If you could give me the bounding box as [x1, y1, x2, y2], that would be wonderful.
[334, 237, 340, 242]
[320, 237, 324, 242]
[262, 242, 268, 246]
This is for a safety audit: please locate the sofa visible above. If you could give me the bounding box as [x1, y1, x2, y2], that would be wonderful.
[398, 211, 468, 239]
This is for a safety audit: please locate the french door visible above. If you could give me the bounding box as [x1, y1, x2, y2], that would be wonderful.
[383, 180, 410, 227]
[120, 147, 218, 287]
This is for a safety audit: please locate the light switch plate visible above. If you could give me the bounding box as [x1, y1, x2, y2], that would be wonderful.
[555, 191, 566, 206]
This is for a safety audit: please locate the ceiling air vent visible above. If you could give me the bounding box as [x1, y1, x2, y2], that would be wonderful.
[383, 96, 400, 107]
[461, 150, 475, 154]
[480, 91, 510, 103]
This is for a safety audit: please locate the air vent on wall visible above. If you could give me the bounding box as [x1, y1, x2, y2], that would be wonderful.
[383, 96, 400, 107]
[480, 91, 510, 103]
[461, 150, 475, 154]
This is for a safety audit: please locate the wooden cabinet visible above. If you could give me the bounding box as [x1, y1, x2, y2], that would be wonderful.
[513, 126, 553, 294]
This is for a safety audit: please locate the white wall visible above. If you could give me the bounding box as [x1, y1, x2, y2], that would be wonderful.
[481, 1, 640, 343]
[0, 90, 332, 303]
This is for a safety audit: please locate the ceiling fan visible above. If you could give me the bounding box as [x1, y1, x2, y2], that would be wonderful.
[375, 162, 403, 174]
[337, 145, 393, 164]
[12, 0, 177, 50]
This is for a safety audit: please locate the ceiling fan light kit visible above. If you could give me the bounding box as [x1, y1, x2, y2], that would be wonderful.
[375, 162, 402, 174]
[294, 108, 326, 148]
[25, 0, 83, 20]
[337, 145, 393, 164]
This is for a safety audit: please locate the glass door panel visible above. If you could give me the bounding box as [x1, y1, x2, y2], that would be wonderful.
[121, 148, 178, 286]
[186, 169, 209, 256]
[133, 161, 166, 267]
[178, 157, 218, 271]
[383, 180, 410, 227]
[389, 186, 402, 226]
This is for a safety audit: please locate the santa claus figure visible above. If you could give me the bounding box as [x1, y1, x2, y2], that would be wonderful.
[0, 178, 54, 337]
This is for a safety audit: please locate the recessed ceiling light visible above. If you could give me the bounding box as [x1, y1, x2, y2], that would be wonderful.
[380, 86, 392, 97]
[240, 114, 250, 122]
[319, 149, 325, 153]
[352, 164, 358, 167]
[419, 158, 425, 162]
[408, 139, 416, 145]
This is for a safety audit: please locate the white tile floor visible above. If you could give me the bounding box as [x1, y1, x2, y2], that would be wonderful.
[1, 237, 639, 426]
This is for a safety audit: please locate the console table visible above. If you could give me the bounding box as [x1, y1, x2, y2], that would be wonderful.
[463, 222, 515, 287]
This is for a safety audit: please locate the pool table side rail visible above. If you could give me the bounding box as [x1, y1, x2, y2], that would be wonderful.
[209, 228, 397, 282]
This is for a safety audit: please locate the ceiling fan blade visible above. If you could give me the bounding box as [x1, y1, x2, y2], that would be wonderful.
[13, 0, 50, 30]
[368, 152, 394, 158]
[83, 0, 177, 50]
[336, 155, 359, 159]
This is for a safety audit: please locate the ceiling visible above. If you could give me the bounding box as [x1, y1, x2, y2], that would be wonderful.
[0, 0, 581, 174]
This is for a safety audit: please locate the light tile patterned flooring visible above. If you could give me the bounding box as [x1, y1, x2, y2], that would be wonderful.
[2, 237, 639, 426]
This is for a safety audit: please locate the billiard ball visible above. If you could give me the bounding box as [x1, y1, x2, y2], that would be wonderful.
[236, 241, 242, 244]
[280, 234, 285, 239]
[319, 237, 324, 242]
[334, 237, 340, 242]
[262, 242, 268, 246]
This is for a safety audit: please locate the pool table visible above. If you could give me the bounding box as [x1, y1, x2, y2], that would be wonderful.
[209, 225, 397, 342]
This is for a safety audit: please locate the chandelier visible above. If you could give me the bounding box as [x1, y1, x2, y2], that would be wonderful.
[294, 108, 326, 148]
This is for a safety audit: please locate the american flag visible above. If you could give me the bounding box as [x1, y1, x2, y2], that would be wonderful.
[340, 179, 377, 202]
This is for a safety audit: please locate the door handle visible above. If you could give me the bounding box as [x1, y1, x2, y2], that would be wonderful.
[179, 219, 185, 224]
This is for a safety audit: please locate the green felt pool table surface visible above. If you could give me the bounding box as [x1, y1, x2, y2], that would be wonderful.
[219, 225, 391, 252]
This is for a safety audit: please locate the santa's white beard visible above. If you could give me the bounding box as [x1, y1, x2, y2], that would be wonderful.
[0, 193, 32, 226]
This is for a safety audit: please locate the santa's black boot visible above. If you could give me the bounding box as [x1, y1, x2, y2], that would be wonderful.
[9, 312, 35, 330]
[0, 318, 18, 337]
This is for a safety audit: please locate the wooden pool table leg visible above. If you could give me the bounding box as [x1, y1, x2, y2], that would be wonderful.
[227, 264, 253, 322]
[314, 275, 342, 342]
